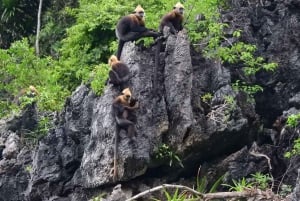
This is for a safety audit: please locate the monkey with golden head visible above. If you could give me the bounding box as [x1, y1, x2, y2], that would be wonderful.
[159, 2, 184, 34]
[112, 88, 139, 137]
[107, 55, 130, 91]
[115, 5, 161, 59]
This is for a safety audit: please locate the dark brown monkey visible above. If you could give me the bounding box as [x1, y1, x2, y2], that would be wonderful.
[107, 55, 130, 91]
[158, 2, 184, 34]
[111, 88, 139, 181]
[115, 5, 161, 59]
[154, 2, 185, 97]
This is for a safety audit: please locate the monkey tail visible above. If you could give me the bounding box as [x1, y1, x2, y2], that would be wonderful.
[113, 127, 119, 182]
[154, 37, 163, 97]
[117, 40, 125, 60]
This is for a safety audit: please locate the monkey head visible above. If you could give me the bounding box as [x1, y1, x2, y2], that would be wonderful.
[28, 85, 39, 96]
[134, 5, 145, 19]
[173, 2, 184, 15]
[121, 88, 132, 103]
[108, 55, 118, 67]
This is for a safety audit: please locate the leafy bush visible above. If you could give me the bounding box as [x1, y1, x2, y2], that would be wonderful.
[24, 116, 52, 146]
[223, 177, 254, 192]
[251, 172, 272, 190]
[90, 63, 110, 95]
[284, 138, 300, 159]
[0, 39, 69, 117]
[154, 144, 184, 168]
[286, 113, 300, 128]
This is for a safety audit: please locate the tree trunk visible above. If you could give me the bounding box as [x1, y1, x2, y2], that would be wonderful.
[35, 0, 43, 56]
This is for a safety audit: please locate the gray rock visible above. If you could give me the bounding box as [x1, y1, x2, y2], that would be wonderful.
[2, 133, 20, 159]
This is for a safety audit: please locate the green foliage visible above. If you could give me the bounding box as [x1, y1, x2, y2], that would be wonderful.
[154, 144, 184, 168]
[91, 193, 106, 201]
[286, 113, 300, 128]
[284, 113, 300, 158]
[38, 0, 78, 57]
[160, 188, 186, 201]
[201, 93, 212, 104]
[200, 20, 278, 77]
[251, 172, 272, 190]
[223, 178, 254, 192]
[24, 116, 51, 145]
[25, 165, 32, 173]
[152, 188, 197, 201]
[232, 80, 263, 102]
[0, 39, 70, 118]
[196, 174, 224, 193]
[279, 184, 293, 197]
[284, 138, 300, 159]
[90, 63, 110, 96]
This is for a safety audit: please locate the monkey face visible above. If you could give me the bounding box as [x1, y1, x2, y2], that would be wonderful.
[134, 5, 145, 19]
[122, 88, 132, 103]
[174, 2, 184, 15]
[137, 11, 145, 18]
[108, 55, 118, 66]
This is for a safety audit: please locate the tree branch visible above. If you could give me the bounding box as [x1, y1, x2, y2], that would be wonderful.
[125, 184, 202, 201]
[125, 184, 280, 201]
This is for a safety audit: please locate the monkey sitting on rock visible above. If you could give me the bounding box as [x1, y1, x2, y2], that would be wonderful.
[115, 5, 161, 59]
[159, 2, 184, 35]
[107, 55, 130, 91]
[153, 2, 185, 97]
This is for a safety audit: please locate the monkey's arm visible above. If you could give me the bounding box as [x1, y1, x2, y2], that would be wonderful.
[124, 101, 139, 110]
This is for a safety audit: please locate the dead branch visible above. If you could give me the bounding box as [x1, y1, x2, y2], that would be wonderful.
[125, 184, 281, 201]
[249, 151, 272, 171]
[125, 184, 202, 201]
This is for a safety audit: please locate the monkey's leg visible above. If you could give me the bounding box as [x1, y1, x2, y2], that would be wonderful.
[121, 31, 160, 43]
[127, 124, 137, 139]
[116, 117, 134, 127]
[121, 32, 144, 42]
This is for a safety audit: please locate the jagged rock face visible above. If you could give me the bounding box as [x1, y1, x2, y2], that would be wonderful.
[226, 0, 300, 182]
[225, 0, 300, 126]
[0, 105, 36, 201]
[22, 28, 257, 200]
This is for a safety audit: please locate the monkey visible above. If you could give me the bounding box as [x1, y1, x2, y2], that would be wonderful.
[115, 5, 161, 59]
[158, 2, 184, 34]
[153, 2, 185, 97]
[112, 88, 139, 139]
[111, 88, 139, 181]
[107, 55, 130, 91]
[13, 85, 39, 105]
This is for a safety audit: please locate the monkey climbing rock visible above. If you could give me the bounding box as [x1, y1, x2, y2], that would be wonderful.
[111, 88, 139, 181]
